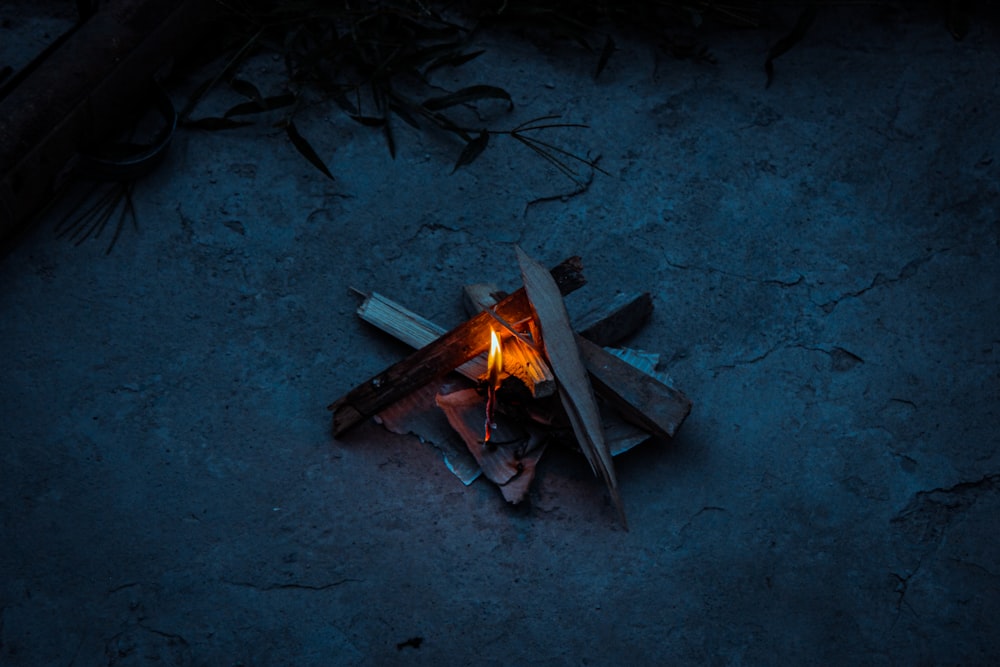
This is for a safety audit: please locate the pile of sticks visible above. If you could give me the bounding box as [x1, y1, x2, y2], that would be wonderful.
[328, 248, 691, 527]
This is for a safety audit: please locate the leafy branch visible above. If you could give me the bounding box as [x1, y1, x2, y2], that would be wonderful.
[181, 0, 606, 182]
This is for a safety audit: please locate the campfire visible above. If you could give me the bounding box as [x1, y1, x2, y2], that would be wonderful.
[328, 247, 692, 528]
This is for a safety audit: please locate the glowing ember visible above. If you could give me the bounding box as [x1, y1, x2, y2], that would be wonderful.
[484, 327, 503, 442]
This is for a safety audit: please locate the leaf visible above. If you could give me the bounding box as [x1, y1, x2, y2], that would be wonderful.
[286, 121, 334, 180]
[389, 101, 421, 130]
[179, 27, 263, 121]
[224, 93, 297, 117]
[430, 112, 469, 140]
[947, 2, 970, 40]
[331, 89, 358, 116]
[183, 117, 254, 131]
[452, 130, 489, 173]
[764, 5, 818, 88]
[230, 78, 263, 104]
[595, 35, 615, 80]
[349, 115, 386, 127]
[422, 85, 513, 111]
[383, 121, 396, 159]
[398, 41, 464, 72]
[223, 101, 264, 117]
[425, 49, 486, 74]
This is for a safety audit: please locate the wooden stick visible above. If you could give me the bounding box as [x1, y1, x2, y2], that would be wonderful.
[577, 336, 692, 440]
[466, 282, 691, 441]
[574, 292, 653, 346]
[356, 292, 489, 380]
[358, 284, 691, 439]
[516, 246, 627, 529]
[328, 257, 585, 436]
[462, 283, 507, 317]
[462, 283, 556, 397]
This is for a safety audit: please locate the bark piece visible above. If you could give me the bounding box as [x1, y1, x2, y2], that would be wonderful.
[375, 379, 482, 485]
[328, 256, 585, 436]
[515, 246, 626, 528]
[435, 388, 546, 503]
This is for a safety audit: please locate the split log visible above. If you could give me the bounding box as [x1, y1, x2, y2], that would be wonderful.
[462, 282, 555, 397]
[328, 256, 585, 436]
[574, 292, 653, 346]
[462, 283, 507, 317]
[577, 336, 692, 440]
[516, 246, 627, 528]
[466, 283, 690, 442]
[356, 292, 489, 380]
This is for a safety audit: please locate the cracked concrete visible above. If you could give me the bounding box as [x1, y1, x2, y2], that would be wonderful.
[1, 3, 999, 665]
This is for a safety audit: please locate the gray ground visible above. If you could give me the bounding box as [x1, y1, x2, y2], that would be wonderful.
[2, 4, 999, 666]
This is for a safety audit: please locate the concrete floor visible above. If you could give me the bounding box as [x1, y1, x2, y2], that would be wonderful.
[2, 4, 998, 665]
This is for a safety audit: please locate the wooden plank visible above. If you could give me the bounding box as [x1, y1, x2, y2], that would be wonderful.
[328, 256, 585, 436]
[573, 292, 653, 346]
[356, 292, 488, 380]
[577, 336, 692, 440]
[515, 246, 627, 528]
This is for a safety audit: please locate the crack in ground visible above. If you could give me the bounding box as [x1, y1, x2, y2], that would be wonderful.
[711, 341, 787, 372]
[104, 623, 191, 666]
[712, 341, 866, 373]
[891, 473, 999, 543]
[671, 506, 727, 551]
[794, 344, 865, 370]
[818, 248, 949, 314]
[107, 582, 142, 594]
[889, 559, 923, 632]
[664, 257, 805, 288]
[949, 557, 1000, 579]
[888, 473, 999, 632]
[408, 222, 464, 242]
[222, 578, 360, 591]
[136, 622, 189, 644]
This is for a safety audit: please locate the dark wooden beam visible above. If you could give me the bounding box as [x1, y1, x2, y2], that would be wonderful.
[328, 257, 585, 436]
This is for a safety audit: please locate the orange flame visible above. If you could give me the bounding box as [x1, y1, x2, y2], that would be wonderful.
[484, 327, 503, 443]
[487, 327, 503, 389]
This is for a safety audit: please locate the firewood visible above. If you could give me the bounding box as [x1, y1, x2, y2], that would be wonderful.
[574, 292, 653, 346]
[467, 282, 692, 443]
[576, 336, 692, 441]
[356, 292, 554, 397]
[328, 257, 586, 436]
[515, 246, 627, 529]
[356, 292, 488, 380]
[462, 283, 556, 398]
[462, 283, 507, 317]
[464, 277, 691, 444]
